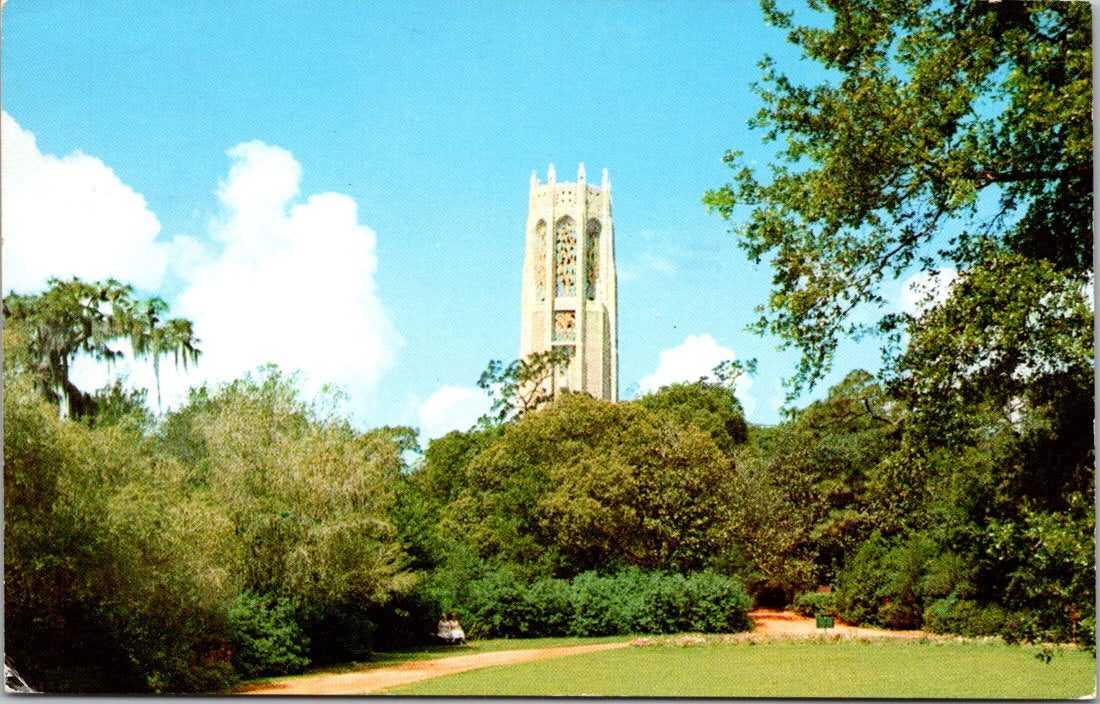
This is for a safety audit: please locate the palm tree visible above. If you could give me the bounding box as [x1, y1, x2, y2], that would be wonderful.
[3, 277, 200, 419]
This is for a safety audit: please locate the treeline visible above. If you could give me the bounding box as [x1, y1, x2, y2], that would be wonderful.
[3, 328, 761, 693]
[4, 290, 1093, 694]
[407, 367, 1093, 650]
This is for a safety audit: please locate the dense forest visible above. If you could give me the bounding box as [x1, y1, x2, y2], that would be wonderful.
[4, 0, 1093, 694]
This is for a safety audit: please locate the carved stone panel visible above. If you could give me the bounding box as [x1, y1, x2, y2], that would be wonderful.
[553, 310, 576, 342]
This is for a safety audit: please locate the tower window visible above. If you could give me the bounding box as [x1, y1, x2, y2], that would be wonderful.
[555, 217, 577, 296]
[585, 219, 600, 300]
[533, 220, 547, 301]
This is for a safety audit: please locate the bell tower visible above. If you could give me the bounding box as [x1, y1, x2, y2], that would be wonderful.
[520, 163, 618, 402]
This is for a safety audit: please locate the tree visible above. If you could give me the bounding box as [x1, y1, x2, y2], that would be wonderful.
[423, 394, 736, 579]
[634, 379, 749, 454]
[3, 278, 201, 418]
[704, 0, 1091, 399]
[476, 348, 572, 423]
[704, 3, 1093, 638]
[725, 370, 898, 601]
[3, 387, 238, 693]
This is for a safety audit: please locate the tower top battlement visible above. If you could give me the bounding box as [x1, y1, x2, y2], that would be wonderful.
[529, 163, 610, 192]
[528, 164, 613, 216]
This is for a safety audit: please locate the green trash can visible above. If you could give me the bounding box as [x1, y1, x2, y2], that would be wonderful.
[815, 616, 834, 629]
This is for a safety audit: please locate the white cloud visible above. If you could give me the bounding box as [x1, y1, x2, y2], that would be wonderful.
[638, 333, 756, 415]
[417, 386, 491, 440]
[63, 139, 403, 419]
[900, 268, 958, 317]
[1, 111, 168, 292]
[171, 141, 403, 407]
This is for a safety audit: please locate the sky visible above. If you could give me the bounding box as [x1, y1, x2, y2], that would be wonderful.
[1, 0, 936, 439]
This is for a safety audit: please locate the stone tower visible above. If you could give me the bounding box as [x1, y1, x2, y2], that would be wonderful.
[520, 163, 618, 402]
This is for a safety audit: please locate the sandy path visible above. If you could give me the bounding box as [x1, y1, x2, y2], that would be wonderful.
[237, 610, 931, 695]
[237, 641, 632, 695]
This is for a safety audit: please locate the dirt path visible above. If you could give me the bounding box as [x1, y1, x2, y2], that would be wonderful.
[237, 641, 632, 695]
[237, 610, 933, 696]
[746, 608, 930, 640]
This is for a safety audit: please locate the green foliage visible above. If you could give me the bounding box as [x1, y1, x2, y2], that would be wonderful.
[724, 371, 897, 600]
[922, 597, 1013, 639]
[4, 358, 417, 692]
[791, 591, 838, 618]
[3, 393, 239, 693]
[395, 425, 504, 570]
[834, 536, 893, 627]
[515, 578, 575, 637]
[226, 593, 310, 678]
[162, 367, 413, 610]
[634, 379, 749, 453]
[834, 532, 953, 630]
[430, 393, 737, 579]
[703, 0, 1092, 652]
[84, 379, 154, 429]
[422, 567, 752, 639]
[705, 1, 1091, 397]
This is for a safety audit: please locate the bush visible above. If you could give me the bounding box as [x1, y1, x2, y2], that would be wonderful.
[226, 593, 310, 678]
[568, 571, 644, 636]
[681, 570, 755, 633]
[834, 538, 889, 626]
[462, 569, 526, 638]
[516, 578, 574, 637]
[922, 596, 1014, 638]
[791, 591, 839, 618]
[834, 534, 939, 629]
[423, 568, 754, 639]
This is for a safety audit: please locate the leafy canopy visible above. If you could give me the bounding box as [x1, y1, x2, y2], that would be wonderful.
[704, 0, 1091, 397]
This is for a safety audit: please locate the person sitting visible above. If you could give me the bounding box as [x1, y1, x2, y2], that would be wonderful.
[436, 614, 454, 643]
[448, 613, 465, 644]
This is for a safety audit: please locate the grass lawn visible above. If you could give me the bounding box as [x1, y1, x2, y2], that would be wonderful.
[385, 639, 1096, 699]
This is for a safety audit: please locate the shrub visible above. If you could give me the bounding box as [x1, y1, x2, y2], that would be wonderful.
[835, 538, 889, 625]
[226, 593, 310, 678]
[922, 596, 1013, 638]
[568, 570, 644, 636]
[415, 567, 753, 639]
[516, 578, 574, 637]
[835, 534, 939, 629]
[681, 570, 755, 633]
[791, 591, 839, 618]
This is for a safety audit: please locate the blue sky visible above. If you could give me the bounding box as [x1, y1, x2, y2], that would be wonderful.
[2, 0, 922, 437]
